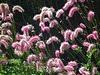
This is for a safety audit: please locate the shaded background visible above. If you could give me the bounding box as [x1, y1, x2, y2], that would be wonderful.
[0, 0, 100, 33]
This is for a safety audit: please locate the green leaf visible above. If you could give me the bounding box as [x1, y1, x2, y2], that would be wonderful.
[73, 48, 78, 50]
[73, 48, 82, 52]
[58, 31, 60, 33]
[87, 48, 96, 59]
[0, 57, 3, 61]
[96, 60, 100, 68]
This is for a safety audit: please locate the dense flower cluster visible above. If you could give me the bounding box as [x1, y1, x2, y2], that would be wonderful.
[12, 25, 40, 56]
[0, 0, 99, 75]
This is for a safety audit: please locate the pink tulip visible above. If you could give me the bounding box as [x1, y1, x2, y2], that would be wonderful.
[21, 25, 33, 39]
[92, 67, 98, 74]
[28, 35, 40, 45]
[7, 30, 12, 35]
[79, 0, 85, 2]
[88, 10, 94, 21]
[0, 49, 2, 55]
[71, 45, 79, 49]
[87, 34, 97, 40]
[60, 42, 70, 54]
[67, 0, 77, 3]
[36, 61, 41, 70]
[5, 4, 9, 14]
[14, 48, 23, 56]
[63, 1, 73, 10]
[47, 58, 55, 68]
[68, 7, 79, 17]
[0, 3, 9, 17]
[49, 19, 58, 28]
[0, 59, 7, 66]
[79, 67, 87, 74]
[0, 7, 2, 13]
[67, 71, 76, 75]
[8, 13, 13, 18]
[1, 22, 12, 28]
[68, 61, 78, 66]
[36, 41, 46, 49]
[41, 7, 49, 11]
[16, 33, 25, 40]
[19, 40, 29, 52]
[55, 50, 60, 57]
[39, 52, 46, 59]
[40, 7, 54, 21]
[56, 9, 64, 18]
[0, 15, 2, 19]
[41, 26, 50, 32]
[38, 43, 46, 49]
[21, 25, 33, 32]
[61, 30, 64, 35]
[46, 58, 55, 73]
[64, 65, 74, 71]
[0, 39, 8, 49]
[87, 44, 96, 53]
[53, 67, 63, 72]
[46, 11, 53, 19]
[48, 7, 55, 12]
[43, 17, 50, 23]
[83, 42, 90, 47]
[83, 71, 91, 75]
[70, 32, 76, 40]
[38, 33, 43, 37]
[46, 36, 59, 45]
[41, 7, 55, 12]
[4, 16, 11, 21]
[74, 27, 83, 37]
[87, 30, 98, 40]
[80, 23, 86, 28]
[33, 14, 40, 20]
[75, 27, 83, 33]
[92, 30, 98, 40]
[54, 58, 65, 69]
[40, 11, 47, 21]
[0, 35, 13, 42]
[12, 5, 24, 12]
[39, 22, 45, 28]
[46, 58, 64, 73]
[64, 29, 72, 41]
[27, 54, 38, 65]
[12, 40, 29, 53]
[74, 0, 77, 2]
